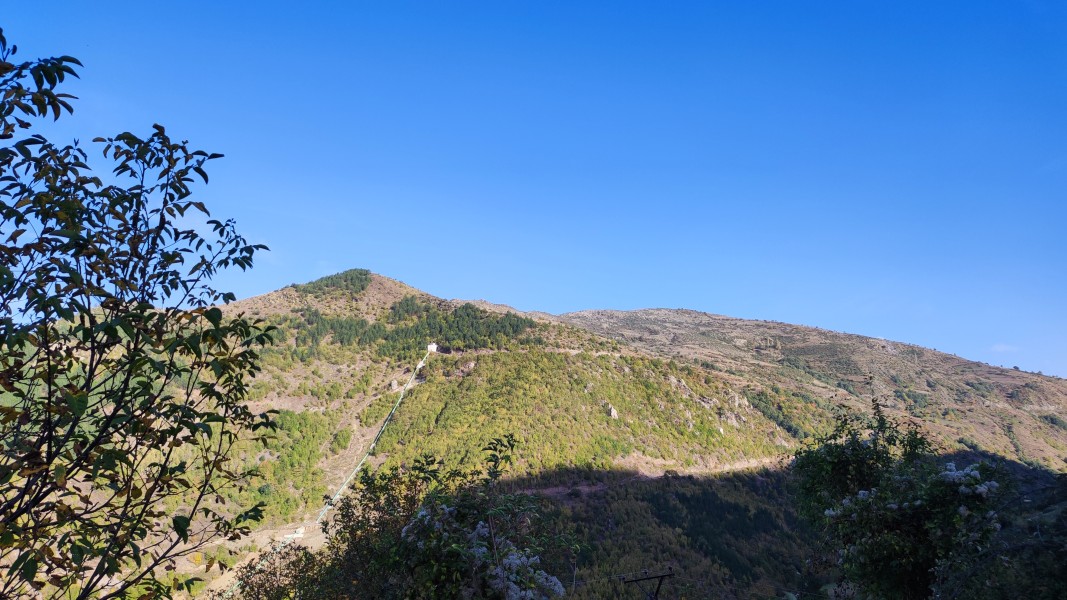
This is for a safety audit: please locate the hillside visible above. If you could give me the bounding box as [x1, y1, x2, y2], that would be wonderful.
[561, 308, 1067, 471]
[220, 272, 801, 521]
[195, 269, 1067, 597]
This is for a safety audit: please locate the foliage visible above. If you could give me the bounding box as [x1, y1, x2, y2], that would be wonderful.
[388, 295, 426, 323]
[363, 351, 785, 476]
[378, 301, 535, 360]
[1039, 413, 1067, 432]
[893, 389, 929, 413]
[284, 298, 534, 363]
[329, 427, 351, 454]
[746, 389, 807, 439]
[293, 269, 371, 298]
[232, 436, 567, 599]
[559, 468, 821, 599]
[0, 31, 272, 599]
[238, 411, 334, 522]
[932, 467, 1067, 600]
[792, 402, 1003, 599]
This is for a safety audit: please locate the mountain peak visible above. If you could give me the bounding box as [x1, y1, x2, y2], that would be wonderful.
[231, 269, 435, 321]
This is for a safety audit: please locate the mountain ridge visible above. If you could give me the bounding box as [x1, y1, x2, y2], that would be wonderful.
[434, 299, 1061, 386]
[223, 270, 1067, 478]
[198, 269, 1066, 597]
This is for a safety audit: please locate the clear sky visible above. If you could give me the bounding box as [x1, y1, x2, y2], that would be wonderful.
[7, 2, 1066, 376]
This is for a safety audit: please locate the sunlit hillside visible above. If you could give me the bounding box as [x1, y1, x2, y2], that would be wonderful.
[194, 268, 1067, 597]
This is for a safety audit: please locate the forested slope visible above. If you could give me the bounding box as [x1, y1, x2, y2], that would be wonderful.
[221, 271, 803, 527]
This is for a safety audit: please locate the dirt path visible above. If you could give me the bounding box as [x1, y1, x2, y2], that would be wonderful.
[520, 454, 784, 500]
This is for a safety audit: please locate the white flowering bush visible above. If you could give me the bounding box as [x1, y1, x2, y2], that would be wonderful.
[793, 402, 1003, 599]
[400, 506, 564, 599]
[233, 435, 568, 600]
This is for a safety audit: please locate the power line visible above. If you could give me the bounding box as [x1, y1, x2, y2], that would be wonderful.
[314, 348, 431, 524]
[221, 345, 435, 597]
[623, 567, 674, 599]
[573, 564, 812, 600]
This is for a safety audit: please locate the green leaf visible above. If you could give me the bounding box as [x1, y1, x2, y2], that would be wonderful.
[172, 515, 190, 542]
[20, 556, 37, 582]
[205, 307, 223, 327]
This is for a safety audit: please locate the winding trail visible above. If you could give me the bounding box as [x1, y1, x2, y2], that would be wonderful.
[519, 454, 784, 499]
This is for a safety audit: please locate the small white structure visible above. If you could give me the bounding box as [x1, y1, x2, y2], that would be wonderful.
[427, 342, 438, 353]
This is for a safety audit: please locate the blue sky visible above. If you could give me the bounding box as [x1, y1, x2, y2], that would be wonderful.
[7, 2, 1066, 376]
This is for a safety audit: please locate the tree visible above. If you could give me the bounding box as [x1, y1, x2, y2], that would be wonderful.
[0, 29, 273, 599]
[233, 436, 567, 600]
[792, 402, 1003, 599]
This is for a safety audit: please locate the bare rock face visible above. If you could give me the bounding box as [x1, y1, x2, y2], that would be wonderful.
[606, 403, 619, 419]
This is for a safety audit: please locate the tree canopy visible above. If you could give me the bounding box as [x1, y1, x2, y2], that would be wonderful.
[0, 29, 272, 599]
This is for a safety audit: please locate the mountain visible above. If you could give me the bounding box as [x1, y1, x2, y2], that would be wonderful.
[195, 269, 1067, 597]
[559, 308, 1067, 470]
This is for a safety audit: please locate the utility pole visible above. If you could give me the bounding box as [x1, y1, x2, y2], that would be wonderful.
[622, 567, 674, 599]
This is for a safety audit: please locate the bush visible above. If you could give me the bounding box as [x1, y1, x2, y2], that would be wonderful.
[329, 428, 352, 454]
[792, 402, 1002, 599]
[1039, 413, 1067, 432]
[231, 436, 568, 600]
